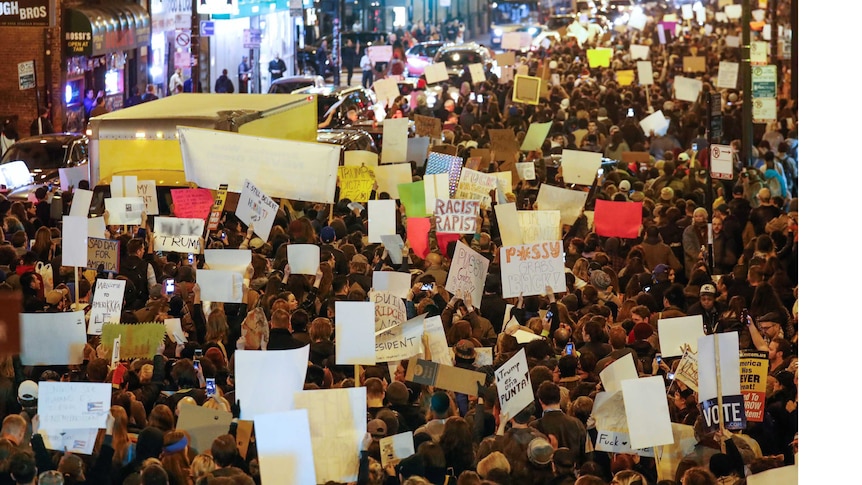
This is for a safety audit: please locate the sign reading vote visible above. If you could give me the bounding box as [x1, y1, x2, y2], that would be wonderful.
[500, 241, 566, 298]
[434, 199, 480, 234]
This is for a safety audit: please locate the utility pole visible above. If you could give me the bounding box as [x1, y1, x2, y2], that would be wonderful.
[191, 0, 200, 92]
[741, 0, 753, 167]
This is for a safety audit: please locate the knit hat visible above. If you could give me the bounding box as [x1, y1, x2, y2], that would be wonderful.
[528, 438, 554, 465]
[590, 270, 611, 291]
[386, 381, 410, 406]
[660, 187, 674, 201]
[633, 322, 653, 341]
[430, 391, 450, 414]
[367, 419, 387, 438]
[320, 226, 336, 243]
[136, 427, 166, 461]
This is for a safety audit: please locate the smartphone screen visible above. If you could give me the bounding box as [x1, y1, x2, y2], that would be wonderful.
[187, 253, 194, 264]
[206, 378, 216, 397]
[565, 342, 574, 355]
[656, 353, 662, 364]
[164, 278, 175, 296]
[421, 283, 434, 291]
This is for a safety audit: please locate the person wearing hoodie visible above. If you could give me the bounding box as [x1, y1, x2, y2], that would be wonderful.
[114, 426, 164, 483]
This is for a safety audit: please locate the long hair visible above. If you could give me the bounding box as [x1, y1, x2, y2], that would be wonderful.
[161, 430, 192, 485]
[111, 406, 133, 467]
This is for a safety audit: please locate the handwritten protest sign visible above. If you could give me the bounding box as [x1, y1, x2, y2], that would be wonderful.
[21, 311, 86, 366]
[236, 179, 279, 241]
[136, 180, 158, 215]
[87, 279, 125, 335]
[367, 44, 393, 63]
[495, 349, 533, 417]
[376, 313, 425, 362]
[171, 188, 214, 219]
[500, 241, 565, 298]
[455, 168, 497, 209]
[254, 410, 317, 485]
[100, 323, 166, 360]
[518, 210, 561, 243]
[335, 301, 376, 365]
[717, 61, 740, 89]
[39, 428, 98, 455]
[536, 184, 588, 225]
[370, 290, 407, 334]
[153, 217, 204, 254]
[293, 387, 367, 484]
[675, 346, 699, 392]
[488, 129, 520, 160]
[622, 376, 675, 449]
[236, 347, 309, 419]
[38, 382, 111, 429]
[414, 114, 442, 139]
[445, 241, 490, 309]
[207, 184, 228, 232]
[658, 315, 705, 357]
[739, 351, 768, 422]
[423, 315, 453, 366]
[337, 166, 376, 203]
[434, 199, 480, 234]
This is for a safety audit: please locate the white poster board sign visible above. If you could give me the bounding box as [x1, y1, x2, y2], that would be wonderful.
[697, 333, 741, 402]
[637, 61, 654, 85]
[137, 180, 158, 215]
[236, 347, 309, 419]
[376, 313, 425, 362]
[639, 110, 670, 136]
[235, 179, 279, 241]
[500, 240, 565, 298]
[424, 315, 453, 366]
[21, 311, 87, 365]
[561, 150, 602, 185]
[62, 216, 88, 268]
[380, 431, 415, 468]
[255, 410, 317, 485]
[104, 197, 144, 225]
[381, 118, 409, 164]
[423, 62, 449, 84]
[444, 240, 490, 309]
[88, 279, 126, 335]
[621, 376, 675, 449]
[599, 353, 639, 395]
[372, 271, 412, 299]
[335, 301, 376, 365]
[204, 249, 252, 273]
[287, 244, 320, 275]
[518, 210, 561, 244]
[658, 315, 705, 357]
[536, 184, 588, 225]
[494, 349, 533, 418]
[673, 75, 703, 103]
[196, 270, 243, 303]
[368, 199, 396, 243]
[717, 61, 740, 89]
[468, 63, 486, 83]
[38, 382, 112, 429]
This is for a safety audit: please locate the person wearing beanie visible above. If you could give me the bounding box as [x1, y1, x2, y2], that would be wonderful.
[319, 226, 348, 275]
[116, 426, 165, 482]
[413, 391, 452, 442]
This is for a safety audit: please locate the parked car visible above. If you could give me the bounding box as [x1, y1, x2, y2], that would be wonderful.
[405, 41, 446, 77]
[0, 133, 88, 201]
[307, 86, 385, 127]
[298, 31, 391, 79]
[432, 43, 495, 85]
[317, 129, 378, 153]
[267, 75, 326, 94]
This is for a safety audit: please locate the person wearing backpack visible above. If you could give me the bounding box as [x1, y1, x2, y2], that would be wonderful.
[776, 142, 798, 197]
[762, 156, 787, 198]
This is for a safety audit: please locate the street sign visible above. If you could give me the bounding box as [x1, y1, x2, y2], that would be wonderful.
[243, 29, 262, 48]
[18, 61, 35, 91]
[751, 65, 777, 99]
[710, 144, 734, 181]
[175, 29, 191, 48]
[200, 21, 215, 37]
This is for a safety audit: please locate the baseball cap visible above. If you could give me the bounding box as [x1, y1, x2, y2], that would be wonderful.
[700, 284, 717, 295]
[18, 380, 38, 402]
[367, 419, 387, 438]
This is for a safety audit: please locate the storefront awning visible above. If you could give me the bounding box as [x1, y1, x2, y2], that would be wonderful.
[65, 1, 150, 57]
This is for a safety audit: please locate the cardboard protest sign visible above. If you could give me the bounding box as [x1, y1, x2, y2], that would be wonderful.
[586, 48, 613, 67]
[204, 249, 251, 273]
[445, 241, 490, 309]
[254, 410, 317, 485]
[455, 168, 497, 209]
[496, 51, 516, 66]
[373, 163, 412, 198]
[87, 279, 125, 335]
[739, 351, 768, 422]
[637, 61, 654, 85]
[414, 114, 442, 139]
[423, 315, 453, 366]
[561, 149, 602, 185]
[469, 148, 492, 170]
[717, 61, 740, 89]
[621, 376, 675, 449]
[236, 347, 309, 419]
[698, 333, 745, 431]
[380, 432, 415, 468]
[406, 137, 430, 166]
[518, 210, 561, 244]
[154, 217, 205, 254]
[683, 56, 707, 73]
[495, 203, 523, 247]
[286, 244, 320, 275]
[196, 269, 243, 302]
[236, 179, 278, 241]
[630, 44, 650, 60]
[488, 129, 520, 160]
[639, 110, 670, 136]
[500, 240, 565, 298]
[69, 189, 93, 217]
[373, 78, 400, 106]
[381, 118, 409, 163]
[513, 75, 542, 105]
[100, 323, 166, 360]
[406, 357, 486, 396]
[176, 405, 233, 453]
[673, 75, 703, 103]
[21, 311, 86, 365]
[515, 162, 536, 181]
[495, 349, 533, 418]
[170, 188, 214, 219]
[675, 346, 699, 392]
[593, 199, 642, 238]
[434, 199, 480, 234]
[104, 197, 144, 225]
[425, 152, 463, 197]
[377, 312, 425, 363]
[293, 388, 367, 483]
[368, 199, 396, 243]
[344, 150, 379, 167]
[62, 216, 88, 268]
[536, 184, 588, 225]
[599, 354, 639, 394]
[658, 315, 706, 357]
[39, 428, 98, 455]
[335, 301, 376, 365]
[423, 62, 449, 84]
[38, 382, 111, 429]
[338, 166, 375, 203]
[398, 181, 427, 217]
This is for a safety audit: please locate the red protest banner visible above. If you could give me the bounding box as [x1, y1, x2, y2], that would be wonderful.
[594, 200, 643, 238]
[171, 188, 214, 219]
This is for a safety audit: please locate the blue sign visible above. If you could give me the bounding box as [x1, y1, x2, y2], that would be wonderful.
[200, 21, 215, 37]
